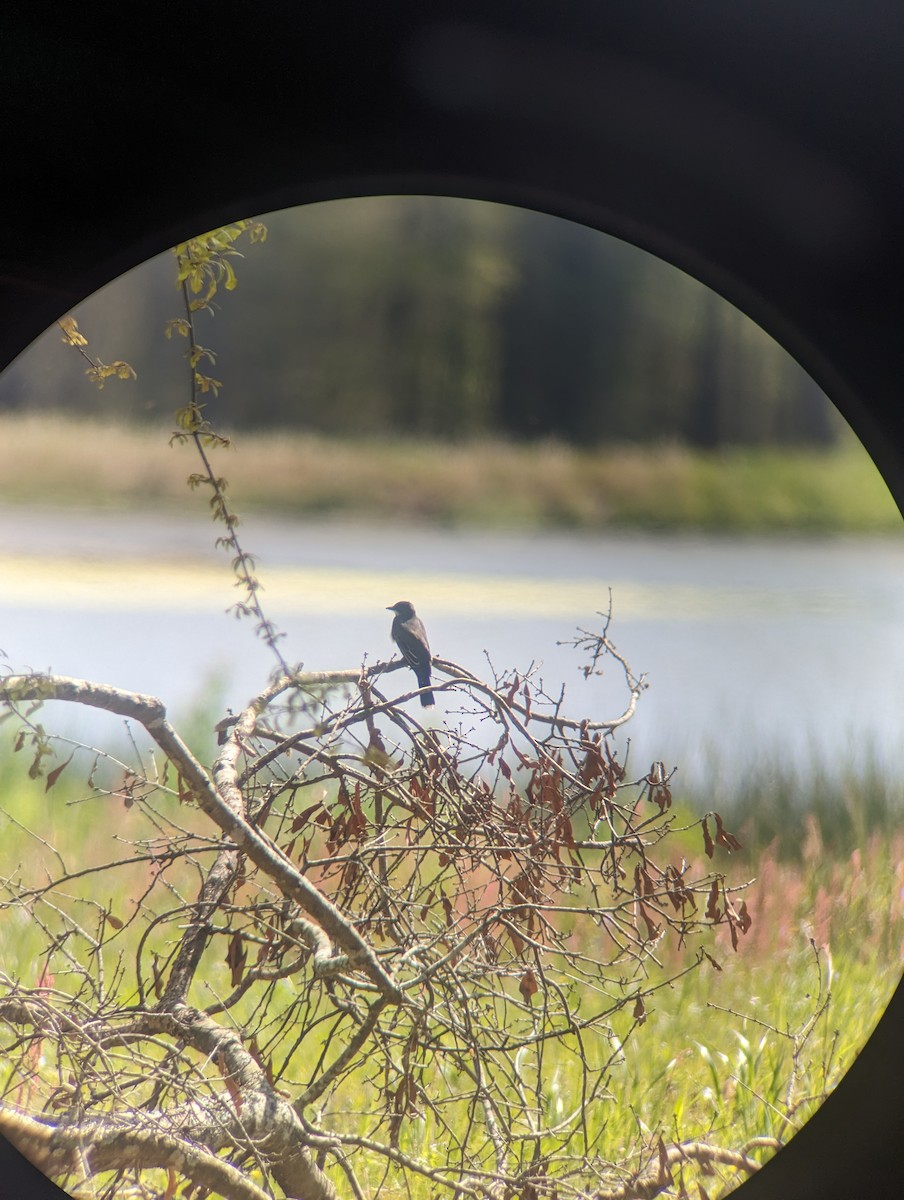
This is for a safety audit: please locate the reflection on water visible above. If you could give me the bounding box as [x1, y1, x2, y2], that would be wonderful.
[2, 506, 903, 791]
[0, 554, 871, 620]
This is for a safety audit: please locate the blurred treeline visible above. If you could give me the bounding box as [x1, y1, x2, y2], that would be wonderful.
[0, 196, 838, 446]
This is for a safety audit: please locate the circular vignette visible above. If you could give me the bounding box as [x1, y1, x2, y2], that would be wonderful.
[0, 6, 901, 1200]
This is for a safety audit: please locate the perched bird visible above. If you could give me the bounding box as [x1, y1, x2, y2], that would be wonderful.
[387, 600, 435, 707]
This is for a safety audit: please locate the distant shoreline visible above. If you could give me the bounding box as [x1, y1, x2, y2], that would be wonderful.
[0, 412, 900, 535]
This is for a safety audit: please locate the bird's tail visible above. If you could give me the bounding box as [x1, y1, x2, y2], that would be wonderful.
[417, 668, 435, 708]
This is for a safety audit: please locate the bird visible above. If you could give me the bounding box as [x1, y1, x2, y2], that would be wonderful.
[387, 600, 435, 707]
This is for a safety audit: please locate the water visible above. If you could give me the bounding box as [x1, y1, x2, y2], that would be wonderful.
[2, 504, 903, 791]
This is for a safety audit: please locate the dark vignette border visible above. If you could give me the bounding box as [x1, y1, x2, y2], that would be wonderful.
[1, 4, 901, 1198]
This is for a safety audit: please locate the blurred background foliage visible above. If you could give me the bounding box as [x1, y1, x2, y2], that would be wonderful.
[0, 195, 837, 448]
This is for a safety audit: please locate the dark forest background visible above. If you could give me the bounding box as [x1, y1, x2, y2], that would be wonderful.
[0, 196, 838, 447]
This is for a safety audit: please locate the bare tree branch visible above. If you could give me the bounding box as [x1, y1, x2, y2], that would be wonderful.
[0, 1104, 274, 1200]
[0, 619, 760, 1200]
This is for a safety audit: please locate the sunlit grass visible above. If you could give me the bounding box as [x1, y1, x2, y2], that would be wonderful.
[0, 733, 901, 1198]
[312, 823, 902, 1197]
[0, 411, 899, 533]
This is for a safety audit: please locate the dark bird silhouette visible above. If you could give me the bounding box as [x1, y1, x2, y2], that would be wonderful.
[387, 600, 435, 707]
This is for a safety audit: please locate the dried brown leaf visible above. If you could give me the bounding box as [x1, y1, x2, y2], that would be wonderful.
[291, 802, 323, 832]
[225, 932, 247, 987]
[705, 879, 721, 922]
[638, 900, 660, 940]
[713, 811, 743, 852]
[44, 751, 75, 792]
[519, 968, 539, 1003]
[702, 815, 715, 859]
[657, 1136, 673, 1186]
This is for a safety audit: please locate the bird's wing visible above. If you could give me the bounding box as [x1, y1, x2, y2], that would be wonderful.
[395, 620, 431, 668]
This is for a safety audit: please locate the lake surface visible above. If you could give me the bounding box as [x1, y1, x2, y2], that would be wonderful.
[2, 504, 903, 794]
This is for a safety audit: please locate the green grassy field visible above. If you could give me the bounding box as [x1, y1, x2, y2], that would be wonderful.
[321, 825, 901, 1196]
[0, 411, 900, 533]
[1, 726, 900, 1198]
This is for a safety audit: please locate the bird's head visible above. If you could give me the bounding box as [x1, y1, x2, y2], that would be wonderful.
[387, 600, 416, 619]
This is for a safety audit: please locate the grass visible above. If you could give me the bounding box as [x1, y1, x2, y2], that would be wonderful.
[684, 745, 904, 861]
[290, 821, 903, 1198]
[1, 723, 901, 1197]
[326, 817, 902, 1197]
[0, 411, 900, 533]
